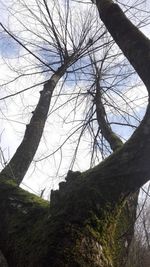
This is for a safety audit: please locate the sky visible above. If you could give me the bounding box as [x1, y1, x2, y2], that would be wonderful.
[0, 0, 150, 199]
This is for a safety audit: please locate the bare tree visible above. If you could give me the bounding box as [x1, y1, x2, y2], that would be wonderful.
[0, 0, 105, 184]
[0, 0, 149, 266]
[126, 185, 150, 266]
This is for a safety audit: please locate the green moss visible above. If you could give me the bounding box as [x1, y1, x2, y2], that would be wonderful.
[0, 174, 136, 267]
[0, 176, 49, 208]
[0, 176, 50, 266]
[84, 212, 114, 265]
[79, 197, 134, 267]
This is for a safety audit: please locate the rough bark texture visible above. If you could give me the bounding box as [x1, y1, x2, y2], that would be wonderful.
[1, 102, 150, 266]
[0, 164, 138, 267]
[0, 1, 149, 266]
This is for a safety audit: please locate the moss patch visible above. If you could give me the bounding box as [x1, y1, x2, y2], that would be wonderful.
[0, 176, 50, 267]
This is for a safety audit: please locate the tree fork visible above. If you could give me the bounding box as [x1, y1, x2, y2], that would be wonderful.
[0, 162, 139, 267]
[0, 1, 150, 267]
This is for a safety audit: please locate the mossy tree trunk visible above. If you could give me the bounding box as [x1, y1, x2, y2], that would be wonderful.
[0, 164, 139, 267]
[0, 137, 146, 267]
[0, 1, 150, 266]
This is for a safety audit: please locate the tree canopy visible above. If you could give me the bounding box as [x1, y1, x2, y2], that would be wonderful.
[0, 0, 150, 266]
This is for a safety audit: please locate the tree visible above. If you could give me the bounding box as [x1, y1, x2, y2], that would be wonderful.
[0, 0, 150, 266]
[126, 185, 150, 266]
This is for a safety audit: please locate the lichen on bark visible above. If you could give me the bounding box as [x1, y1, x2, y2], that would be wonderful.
[0, 165, 138, 267]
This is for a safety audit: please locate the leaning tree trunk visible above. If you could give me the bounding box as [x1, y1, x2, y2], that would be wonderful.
[96, 0, 150, 92]
[1, 103, 150, 266]
[0, 1, 150, 266]
[0, 134, 146, 267]
[0, 67, 66, 185]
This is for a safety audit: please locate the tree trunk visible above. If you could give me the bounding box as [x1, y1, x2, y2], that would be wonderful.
[96, 0, 150, 92]
[0, 162, 138, 267]
[0, 1, 149, 266]
[0, 106, 150, 266]
[1, 69, 65, 185]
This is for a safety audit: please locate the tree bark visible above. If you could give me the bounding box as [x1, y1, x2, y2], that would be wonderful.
[0, 69, 65, 185]
[0, 162, 138, 267]
[0, 101, 150, 266]
[96, 0, 150, 92]
[95, 80, 123, 151]
[0, 1, 149, 267]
